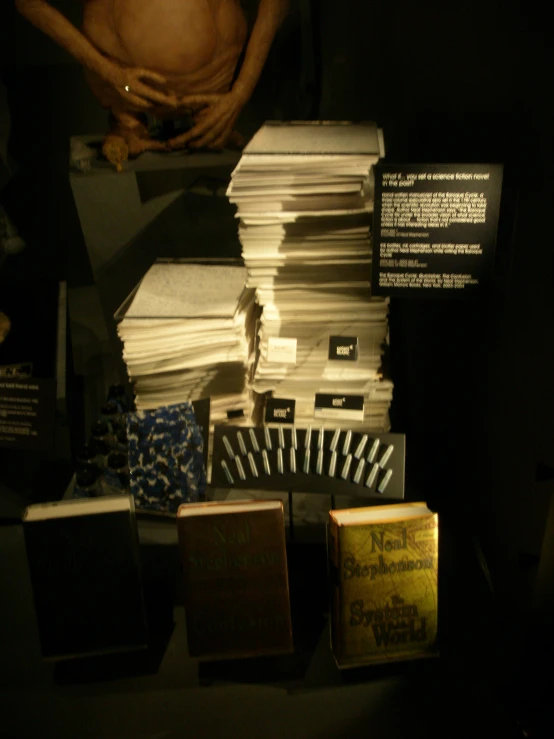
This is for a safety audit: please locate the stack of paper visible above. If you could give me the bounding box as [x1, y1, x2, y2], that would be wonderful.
[227, 122, 393, 430]
[116, 262, 257, 428]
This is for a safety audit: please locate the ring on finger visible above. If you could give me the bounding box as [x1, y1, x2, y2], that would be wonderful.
[124, 85, 132, 93]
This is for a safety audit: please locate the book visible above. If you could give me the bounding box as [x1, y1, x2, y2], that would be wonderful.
[177, 499, 293, 660]
[227, 121, 393, 436]
[242, 121, 384, 156]
[22, 495, 147, 660]
[328, 502, 438, 668]
[114, 260, 258, 441]
[123, 262, 247, 319]
[126, 401, 206, 515]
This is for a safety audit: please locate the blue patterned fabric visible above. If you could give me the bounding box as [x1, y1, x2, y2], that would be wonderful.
[126, 402, 206, 514]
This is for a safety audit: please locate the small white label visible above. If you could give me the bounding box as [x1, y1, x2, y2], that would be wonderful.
[267, 337, 297, 364]
[314, 393, 365, 423]
[314, 407, 364, 422]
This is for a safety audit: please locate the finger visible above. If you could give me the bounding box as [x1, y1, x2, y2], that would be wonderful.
[211, 129, 232, 150]
[132, 83, 178, 107]
[201, 134, 226, 152]
[185, 114, 221, 145]
[167, 107, 229, 149]
[145, 140, 169, 152]
[135, 69, 167, 85]
[170, 132, 195, 148]
[166, 131, 196, 149]
[179, 94, 221, 108]
[190, 116, 235, 149]
[189, 126, 221, 149]
[227, 130, 246, 149]
[121, 91, 153, 111]
[168, 122, 207, 148]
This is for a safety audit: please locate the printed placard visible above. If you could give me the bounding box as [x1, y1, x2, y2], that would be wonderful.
[314, 394, 365, 422]
[328, 336, 359, 361]
[0, 378, 56, 451]
[265, 398, 296, 424]
[266, 337, 297, 365]
[372, 163, 503, 296]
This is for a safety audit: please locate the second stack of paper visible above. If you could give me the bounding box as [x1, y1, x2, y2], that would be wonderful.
[116, 262, 257, 428]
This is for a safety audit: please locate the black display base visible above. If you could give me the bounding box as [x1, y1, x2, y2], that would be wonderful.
[0, 507, 528, 739]
[42, 511, 493, 693]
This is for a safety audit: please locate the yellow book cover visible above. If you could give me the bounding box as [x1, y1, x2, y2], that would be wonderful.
[328, 502, 438, 668]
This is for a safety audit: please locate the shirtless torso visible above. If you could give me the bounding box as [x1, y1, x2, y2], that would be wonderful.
[16, 0, 288, 167]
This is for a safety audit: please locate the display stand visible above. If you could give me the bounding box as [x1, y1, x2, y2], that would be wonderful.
[0, 507, 494, 697]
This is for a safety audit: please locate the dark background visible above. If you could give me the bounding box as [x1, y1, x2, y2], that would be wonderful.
[1, 0, 553, 735]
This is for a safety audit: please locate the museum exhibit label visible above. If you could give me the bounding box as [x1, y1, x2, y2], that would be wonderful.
[372, 163, 503, 296]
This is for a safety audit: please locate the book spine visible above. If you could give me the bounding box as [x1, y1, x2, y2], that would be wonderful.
[327, 518, 342, 662]
[128, 505, 148, 636]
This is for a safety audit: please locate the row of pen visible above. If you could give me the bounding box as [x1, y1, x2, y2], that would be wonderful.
[218, 424, 395, 494]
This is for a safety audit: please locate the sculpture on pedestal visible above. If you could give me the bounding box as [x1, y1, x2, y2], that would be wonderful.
[1, 78, 25, 262]
[0, 206, 25, 261]
[0, 312, 10, 344]
[16, 0, 289, 169]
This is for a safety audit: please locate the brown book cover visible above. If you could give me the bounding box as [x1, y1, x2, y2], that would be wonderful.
[177, 499, 293, 661]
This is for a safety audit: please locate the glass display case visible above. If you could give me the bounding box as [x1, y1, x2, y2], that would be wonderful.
[0, 2, 553, 737]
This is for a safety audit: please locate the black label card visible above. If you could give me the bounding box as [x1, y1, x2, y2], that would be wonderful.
[372, 163, 503, 296]
[226, 409, 245, 419]
[0, 378, 56, 451]
[265, 398, 296, 424]
[191, 397, 211, 468]
[328, 336, 359, 361]
[314, 394, 364, 422]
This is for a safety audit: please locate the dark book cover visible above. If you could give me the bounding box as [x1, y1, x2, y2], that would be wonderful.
[177, 499, 293, 661]
[23, 496, 148, 660]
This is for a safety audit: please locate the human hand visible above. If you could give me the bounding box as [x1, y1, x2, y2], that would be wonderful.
[107, 65, 179, 110]
[168, 91, 246, 150]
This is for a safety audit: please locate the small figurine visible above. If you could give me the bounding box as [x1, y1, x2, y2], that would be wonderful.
[0, 311, 11, 344]
[1, 79, 25, 262]
[0, 205, 25, 260]
[16, 0, 289, 170]
[69, 138, 96, 173]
